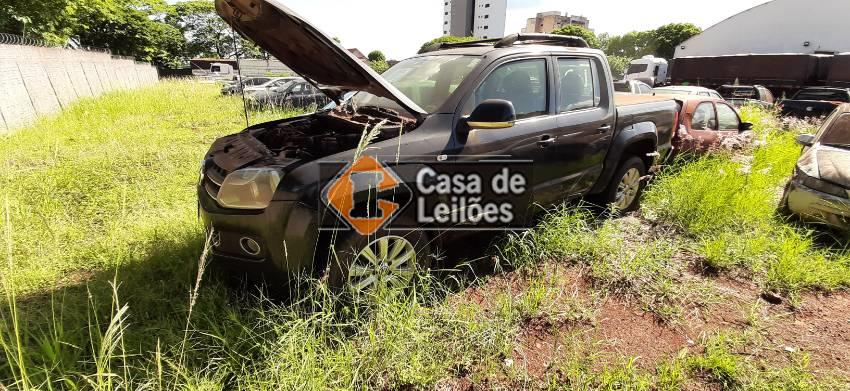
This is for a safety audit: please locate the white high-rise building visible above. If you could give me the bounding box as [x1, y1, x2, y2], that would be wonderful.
[442, 0, 506, 39]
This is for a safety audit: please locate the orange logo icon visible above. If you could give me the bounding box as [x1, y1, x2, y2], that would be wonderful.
[323, 156, 407, 236]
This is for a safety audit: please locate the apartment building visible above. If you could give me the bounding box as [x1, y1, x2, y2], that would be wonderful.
[521, 11, 590, 34]
[442, 0, 506, 39]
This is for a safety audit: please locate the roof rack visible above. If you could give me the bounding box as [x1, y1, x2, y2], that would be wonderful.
[424, 33, 589, 53]
[494, 34, 589, 49]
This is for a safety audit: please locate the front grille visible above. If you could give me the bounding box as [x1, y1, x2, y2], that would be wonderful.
[203, 160, 229, 201]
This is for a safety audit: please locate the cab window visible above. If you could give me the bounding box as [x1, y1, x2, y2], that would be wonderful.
[474, 58, 548, 120]
[692, 102, 717, 130]
[716, 103, 741, 130]
[557, 58, 598, 112]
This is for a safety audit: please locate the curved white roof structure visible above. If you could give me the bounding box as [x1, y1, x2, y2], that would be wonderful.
[675, 0, 850, 58]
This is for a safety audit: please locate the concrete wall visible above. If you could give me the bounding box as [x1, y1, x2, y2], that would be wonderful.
[676, 0, 850, 58]
[0, 45, 158, 133]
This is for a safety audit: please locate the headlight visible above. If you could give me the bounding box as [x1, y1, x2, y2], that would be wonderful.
[217, 168, 282, 210]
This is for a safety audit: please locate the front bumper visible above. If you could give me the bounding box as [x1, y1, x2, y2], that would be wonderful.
[786, 179, 850, 231]
[198, 185, 321, 280]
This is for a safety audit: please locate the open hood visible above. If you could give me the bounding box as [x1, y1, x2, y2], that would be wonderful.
[215, 0, 426, 119]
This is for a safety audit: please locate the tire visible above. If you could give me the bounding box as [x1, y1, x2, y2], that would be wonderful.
[777, 182, 794, 218]
[326, 227, 435, 295]
[597, 156, 647, 213]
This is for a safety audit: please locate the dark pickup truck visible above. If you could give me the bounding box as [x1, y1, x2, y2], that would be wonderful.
[780, 87, 850, 118]
[201, 0, 678, 293]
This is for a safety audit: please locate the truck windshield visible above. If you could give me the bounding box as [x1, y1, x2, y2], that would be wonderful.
[794, 89, 850, 102]
[350, 55, 482, 114]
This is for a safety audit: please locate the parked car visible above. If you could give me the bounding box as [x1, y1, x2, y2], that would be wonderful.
[221, 77, 273, 95]
[614, 80, 654, 95]
[780, 104, 850, 231]
[653, 86, 723, 100]
[241, 77, 299, 95]
[717, 85, 775, 108]
[247, 79, 331, 109]
[202, 0, 678, 292]
[779, 87, 850, 118]
[669, 95, 754, 155]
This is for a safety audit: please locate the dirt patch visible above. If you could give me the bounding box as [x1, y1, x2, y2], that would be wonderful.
[762, 292, 850, 377]
[591, 300, 689, 367]
[512, 297, 689, 378]
[450, 234, 850, 384]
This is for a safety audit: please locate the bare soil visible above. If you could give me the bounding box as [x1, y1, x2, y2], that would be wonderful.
[454, 259, 850, 384]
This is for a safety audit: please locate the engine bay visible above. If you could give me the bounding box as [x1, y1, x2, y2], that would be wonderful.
[207, 106, 417, 173]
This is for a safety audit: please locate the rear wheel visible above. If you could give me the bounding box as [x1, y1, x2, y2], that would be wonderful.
[597, 156, 647, 213]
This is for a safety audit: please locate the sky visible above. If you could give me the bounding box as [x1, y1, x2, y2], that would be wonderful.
[170, 0, 772, 60]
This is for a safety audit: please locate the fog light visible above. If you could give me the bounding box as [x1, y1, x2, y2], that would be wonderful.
[240, 237, 262, 256]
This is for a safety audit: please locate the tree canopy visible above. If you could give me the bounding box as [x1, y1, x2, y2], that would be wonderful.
[0, 0, 267, 68]
[552, 25, 599, 49]
[418, 36, 476, 54]
[652, 23, 701, 59]
[367, 50, 386, 62]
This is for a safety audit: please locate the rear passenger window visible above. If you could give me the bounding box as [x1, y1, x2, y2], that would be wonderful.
[692, 102, 717, 130]
[557, 58, 599, 112]
[475, 59, 548, 120]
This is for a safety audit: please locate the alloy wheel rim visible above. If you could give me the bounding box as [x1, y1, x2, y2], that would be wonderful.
[615, 168, 641, 210]
[348, 236, 417, 294]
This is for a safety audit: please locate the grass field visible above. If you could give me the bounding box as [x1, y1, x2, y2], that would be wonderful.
[1, 81, 849, 389]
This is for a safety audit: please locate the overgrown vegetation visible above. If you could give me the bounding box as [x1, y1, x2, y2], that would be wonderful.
[1, 83, 848, 389]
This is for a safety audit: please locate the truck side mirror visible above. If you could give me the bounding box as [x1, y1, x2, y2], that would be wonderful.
[466, 99, 516, 130]
[795, 134, 815, 147]
[739, 122, 753, 132]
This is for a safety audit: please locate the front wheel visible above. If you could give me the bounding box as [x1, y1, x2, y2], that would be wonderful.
[597, 156, 647, 213]
[327, 230, 434, 295]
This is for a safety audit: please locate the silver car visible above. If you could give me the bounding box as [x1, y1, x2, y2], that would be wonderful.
[781, 104, 850, 232]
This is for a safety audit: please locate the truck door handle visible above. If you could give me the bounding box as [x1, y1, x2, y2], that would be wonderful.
[537, 136, 556, 147]
[597, 124, 612, 133]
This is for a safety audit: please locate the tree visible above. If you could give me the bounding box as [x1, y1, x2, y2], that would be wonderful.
[0, 0, 189, 67]
[652, 23, 701, 59]
[604, 30, 656, 59]
[418, 35, 475, 54]
[606, 55, 631, 79]
[367, 50, 386, 63]
[552, 25, 599, 49]
[168, 0, 261, 61]
[369, 60, 389, 74]
[71, 0, 187, 67]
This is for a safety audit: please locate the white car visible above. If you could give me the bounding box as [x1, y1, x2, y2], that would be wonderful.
[653, 85, 723, 100]
[614, 80, 654, 95]
[243, 77, 300, 94]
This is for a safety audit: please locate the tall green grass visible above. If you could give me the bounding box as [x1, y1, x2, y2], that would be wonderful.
[643, 106, 850, 300]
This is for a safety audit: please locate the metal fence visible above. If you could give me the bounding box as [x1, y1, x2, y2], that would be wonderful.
[0, 33, 113, 55]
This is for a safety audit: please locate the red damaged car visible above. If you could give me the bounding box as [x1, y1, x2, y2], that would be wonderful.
[670, 96, 754, 155]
